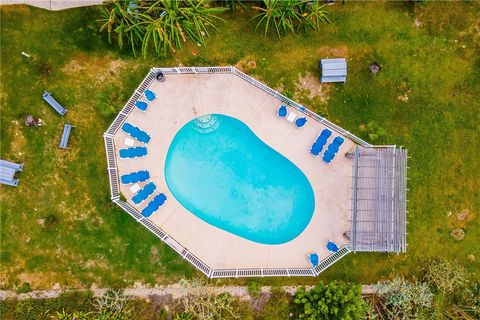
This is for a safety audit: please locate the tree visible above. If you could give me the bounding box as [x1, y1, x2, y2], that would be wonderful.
[98, 0, 144, 56]
[293, 281, 367, 320]
[98, 0, 227, 56]
[138, 0, 227, 56]
[252, 0, 330, 38]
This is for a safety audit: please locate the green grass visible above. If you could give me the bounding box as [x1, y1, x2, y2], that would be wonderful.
[1, 2, 479, 289]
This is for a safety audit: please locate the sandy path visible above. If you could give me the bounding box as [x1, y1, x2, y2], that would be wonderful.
[0, 284, 376, 300]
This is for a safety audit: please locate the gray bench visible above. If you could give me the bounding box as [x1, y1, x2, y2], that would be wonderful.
[0, 159, 23, 187]
[43, 91, 68, 116]
[320, 58, 347, 83]
[59, 124, 74, 149]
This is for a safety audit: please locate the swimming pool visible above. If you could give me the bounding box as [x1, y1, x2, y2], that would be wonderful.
[164, 114, 315, 245]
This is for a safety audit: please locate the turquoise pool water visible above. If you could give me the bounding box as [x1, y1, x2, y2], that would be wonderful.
[164, 114, 315, 245]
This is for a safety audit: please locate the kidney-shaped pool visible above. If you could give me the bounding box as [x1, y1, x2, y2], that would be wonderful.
[164, 114, 315, 245]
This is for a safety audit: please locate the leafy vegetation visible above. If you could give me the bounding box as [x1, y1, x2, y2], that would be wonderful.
[247, 281, 263, 298]
[293, 281, 367, 319]
[98, 0, 227, 56]
[367, 260, 480, 320]
[252, 0, 330, 37]
[220, 0, 247, 11]
[98, 0, 144, 55]
[372, 277, 433, 319]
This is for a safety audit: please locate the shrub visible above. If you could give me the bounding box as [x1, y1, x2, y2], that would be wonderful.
[178, 278, 241, 320]
[260, 286, 292, 320]
[247, 281, 262, 298]
[16, 282, 32, 294]
[94, 289, 133, 319]
[374, 277, 434, 320]
[293, 281, 367, 320]
[423, 259, 467, 294]
[95, 87, 125, 118]
[359, 121, 386, 142]
[44, 214, 60, 229]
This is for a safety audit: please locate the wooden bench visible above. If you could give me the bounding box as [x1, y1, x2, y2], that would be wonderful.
[59, 124, 74, 149]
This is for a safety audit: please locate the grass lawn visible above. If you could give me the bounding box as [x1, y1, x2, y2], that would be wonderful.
[0, 2, 479, 289]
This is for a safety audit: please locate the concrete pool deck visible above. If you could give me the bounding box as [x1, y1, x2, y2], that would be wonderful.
[113, 73, 354, 270]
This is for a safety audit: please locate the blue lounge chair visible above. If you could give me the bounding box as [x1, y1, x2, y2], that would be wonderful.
[42, 91, 67, 116]
[308, 253, 319, 267]
[278, 105, 287, 117]
[135, 101, 148, 111]
[121, 170, 150, 184]
[122, 123, 151, 144]
[144, 89, 156, 102]
[322, 136, 345, 163]
[310, 128, 332, 156]
[141, 193, 167, 217]
[119, 146, 148, 158]
[295, 117, 307, 128]
[326, 241, 339, 253]
[132, 182, 156, 204]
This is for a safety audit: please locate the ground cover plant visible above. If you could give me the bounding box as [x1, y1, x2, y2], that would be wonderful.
[0, 1, 479, 291]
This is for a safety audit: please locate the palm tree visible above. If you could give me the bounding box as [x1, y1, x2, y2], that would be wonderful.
[252, 0, 303, 37]
[98, 0, 144, 56]
[252, 0, 330, 37]
[137, 0, 227, 56]
[98, 0, 227, 57]
[297, 0, 330, 33]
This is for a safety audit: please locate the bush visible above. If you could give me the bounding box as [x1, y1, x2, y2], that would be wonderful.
[359, 121, 386, 142]
[247, 281, 262, 298]
[177, 278, 241, 320]
[374, 277, 434, 320]
[423, 259, 467, 294]
[16, 282, 32, 294]
[259, 287, 292, 320]
[293, 281, 367, 320]
[44, 214, 60, 229]
[95, 87, 125, 118]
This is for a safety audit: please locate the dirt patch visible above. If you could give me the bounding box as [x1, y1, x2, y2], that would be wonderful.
[234, 56, 257, 73]
[61, 54, 129, 86]
[414, 18, 422, 28]
[150, 246, 160, 264]
[315, 45, 349, 59]
[9, 120, 27, 157]
[450, 228, 465, 241]
[84, 259, 109, 270]
[16, 271, 60, 289]
[62, 59, 85, 73]
[295, 72, 331, 103]
[449, 208, 476, 229]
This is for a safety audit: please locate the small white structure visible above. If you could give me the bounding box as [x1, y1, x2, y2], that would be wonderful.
[320, 58, 347, 83]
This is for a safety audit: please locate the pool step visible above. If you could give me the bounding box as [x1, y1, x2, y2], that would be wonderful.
[192, 114, 221, 133]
